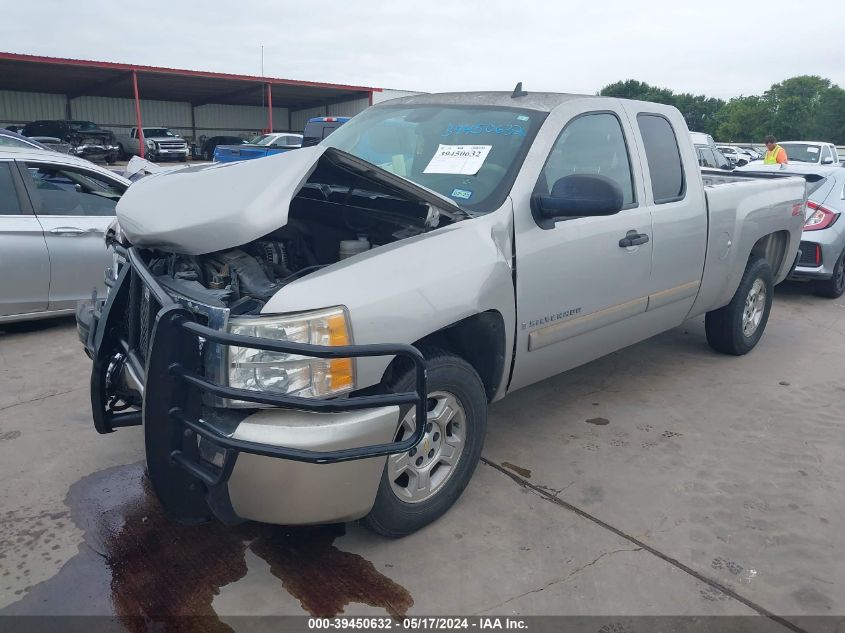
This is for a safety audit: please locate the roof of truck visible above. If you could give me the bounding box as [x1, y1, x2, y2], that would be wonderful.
[377, 91, 596, 112]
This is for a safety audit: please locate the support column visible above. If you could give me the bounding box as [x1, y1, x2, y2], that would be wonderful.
[190, 104, 197, 154]
[132, 69, 145, 159]
[266, 83, 273, 133]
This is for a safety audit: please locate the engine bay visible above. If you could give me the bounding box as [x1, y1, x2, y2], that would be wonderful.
[143, 155, 463, 314]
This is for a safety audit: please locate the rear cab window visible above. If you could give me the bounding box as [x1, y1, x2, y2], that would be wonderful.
[637, 114, 685, 204]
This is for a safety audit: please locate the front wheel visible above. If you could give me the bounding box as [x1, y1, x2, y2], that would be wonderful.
[813, 248, 845, 298]
[364, 348, 487, 538]
[705, 255, 773, 355]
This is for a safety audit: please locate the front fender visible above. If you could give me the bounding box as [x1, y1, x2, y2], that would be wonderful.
[261, 205, 516, 398]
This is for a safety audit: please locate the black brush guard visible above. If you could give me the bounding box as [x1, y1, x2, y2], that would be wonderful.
[93, 247, 427, 522]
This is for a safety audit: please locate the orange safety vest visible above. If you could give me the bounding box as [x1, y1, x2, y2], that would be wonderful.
[764, 145, 786, 164]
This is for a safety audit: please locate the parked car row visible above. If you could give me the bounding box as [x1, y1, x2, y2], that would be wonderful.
[211, 117, 349, 162]
[3, 114, 355, 167]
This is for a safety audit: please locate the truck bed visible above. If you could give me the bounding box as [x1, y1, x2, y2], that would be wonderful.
[688, 170, 808, 318]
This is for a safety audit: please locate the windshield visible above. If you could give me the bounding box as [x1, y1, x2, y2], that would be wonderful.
[249, 134, 276, 146]
[144, 128, 176, 137]
[780, 143, 822, 163]
[68, 121, 98, 131]
[322, 105, 547, 213]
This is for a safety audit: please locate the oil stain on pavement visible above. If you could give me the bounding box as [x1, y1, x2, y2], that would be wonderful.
[0, 462, 412, 629]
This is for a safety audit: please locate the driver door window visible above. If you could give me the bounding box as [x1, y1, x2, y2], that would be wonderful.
[821, 146, 833, 164]
[539, 113, 636, 208]
[24, 164, 126, 216]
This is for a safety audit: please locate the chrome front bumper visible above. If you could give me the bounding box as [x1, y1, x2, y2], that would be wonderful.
[213, 406, 400, 524]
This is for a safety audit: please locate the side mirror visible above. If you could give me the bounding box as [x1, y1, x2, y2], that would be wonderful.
[822, 157, 834, 165]
[531, 174, 624, 229]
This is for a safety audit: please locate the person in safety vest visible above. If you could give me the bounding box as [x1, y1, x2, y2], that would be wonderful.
[763, 135, 788, 165]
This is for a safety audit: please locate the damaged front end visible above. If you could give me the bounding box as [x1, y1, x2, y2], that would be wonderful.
[79, 147, 467, 524]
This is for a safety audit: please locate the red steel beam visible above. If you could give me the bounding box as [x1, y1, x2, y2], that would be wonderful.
[132, 69, 144, 159]
[0, 51, 380, 94]
[267, 83, 273, 133]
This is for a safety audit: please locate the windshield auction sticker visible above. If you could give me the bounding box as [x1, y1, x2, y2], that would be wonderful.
[424, 144, 492, 175]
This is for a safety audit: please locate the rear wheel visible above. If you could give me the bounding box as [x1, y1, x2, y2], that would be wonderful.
[364, 348, 487, 538]
[705, 255, 773, 355]
[813, 248, 845, 298]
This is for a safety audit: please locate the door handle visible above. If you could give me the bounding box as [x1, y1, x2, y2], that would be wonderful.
[49, 227, 87, 236]
[619, 230, 650, 248]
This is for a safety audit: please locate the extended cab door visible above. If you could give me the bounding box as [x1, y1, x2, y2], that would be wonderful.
[18, 161, 127, 311]
[0, 160, 50, 317]
[509, 104, 653, 391]
[621, 106, 707, 328]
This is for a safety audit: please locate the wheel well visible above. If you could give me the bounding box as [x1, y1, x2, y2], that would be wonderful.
[750, 231, 789, 274]
[382, 311, 507, 402]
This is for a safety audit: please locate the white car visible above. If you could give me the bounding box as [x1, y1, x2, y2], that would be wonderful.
[717, 146, 754, 166]
[778, 142, 840, 166]
[0, 146, 130, 323]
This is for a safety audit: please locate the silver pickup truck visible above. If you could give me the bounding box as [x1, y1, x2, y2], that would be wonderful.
[78, 91, 811, 537]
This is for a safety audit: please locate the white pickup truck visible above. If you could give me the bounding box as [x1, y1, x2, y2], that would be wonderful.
[79, 90, 815, 537]
[116, 127, 189, 162]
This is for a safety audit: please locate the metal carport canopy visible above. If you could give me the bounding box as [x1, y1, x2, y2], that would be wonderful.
[0, 51, 379, 109]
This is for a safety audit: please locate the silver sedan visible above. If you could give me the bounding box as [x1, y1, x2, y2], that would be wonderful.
[1, 146, 130, 323]
[789, 167, 845, 297]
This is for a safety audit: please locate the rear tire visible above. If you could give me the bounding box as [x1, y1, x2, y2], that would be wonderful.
[364, 347, 487, 538]
[813, 248, 845, 298]
[705, 255, 773, 355]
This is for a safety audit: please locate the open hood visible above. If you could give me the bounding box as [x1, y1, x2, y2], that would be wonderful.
[117, 146, 467, 255]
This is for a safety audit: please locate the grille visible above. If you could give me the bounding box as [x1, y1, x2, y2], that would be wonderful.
[798, 241, 821, 267]
[128, 269, 161, 362]
[157, 141, 186, 150]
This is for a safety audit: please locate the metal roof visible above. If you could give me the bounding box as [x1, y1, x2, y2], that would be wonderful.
[0, 52, 380, 110]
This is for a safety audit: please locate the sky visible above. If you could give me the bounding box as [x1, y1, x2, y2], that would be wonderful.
[2, 0, 844, 100]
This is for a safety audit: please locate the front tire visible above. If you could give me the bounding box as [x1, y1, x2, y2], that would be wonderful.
[364, 348, 487, 538]
[705, 255, 773, 355]
[813, 248, 845, 298]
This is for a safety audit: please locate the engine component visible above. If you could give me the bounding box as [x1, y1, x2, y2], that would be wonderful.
[339, 236, 370, 260]
[206, 249, 281, 300]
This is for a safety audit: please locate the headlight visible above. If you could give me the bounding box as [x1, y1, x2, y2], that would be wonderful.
[227, 306, 354, 402]
[145, 139, 156, 148]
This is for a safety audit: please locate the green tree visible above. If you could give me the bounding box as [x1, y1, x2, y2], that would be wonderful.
[715, 96, 771, 142]
[598, 75, 843, 144]
[765, 75, 831, 140]
[599, 80, 675, 105]
[814, 86, 845, 144]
